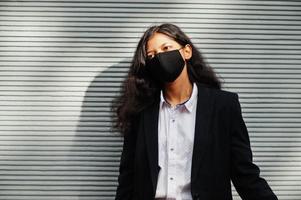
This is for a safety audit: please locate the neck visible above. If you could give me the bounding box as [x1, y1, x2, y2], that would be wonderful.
[163, 68, 193, 107]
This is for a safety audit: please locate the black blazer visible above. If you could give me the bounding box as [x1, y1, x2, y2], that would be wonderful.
[115, 82, 278, 200]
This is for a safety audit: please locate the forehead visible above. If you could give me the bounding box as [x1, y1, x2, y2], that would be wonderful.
[146, 32, 179, 51]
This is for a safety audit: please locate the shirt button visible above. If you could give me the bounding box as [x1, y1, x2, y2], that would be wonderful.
[170, 148, 174, 151]
[172, 119, 175, 122]
[169, 177, 173, 180]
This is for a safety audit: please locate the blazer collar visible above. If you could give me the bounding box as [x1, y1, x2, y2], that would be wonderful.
[143, 82, 215, 193]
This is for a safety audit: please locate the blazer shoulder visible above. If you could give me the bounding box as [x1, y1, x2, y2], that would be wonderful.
[203, 88, 242, 123]
[206, 86, 238, 102]
[195, 83, 239, 107]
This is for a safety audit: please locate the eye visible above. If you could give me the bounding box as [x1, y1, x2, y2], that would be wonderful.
[146, 54, 154, 60]
[163, 45, 171, 51]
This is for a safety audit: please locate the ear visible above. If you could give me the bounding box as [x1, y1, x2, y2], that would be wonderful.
[183, 44, 192, 60]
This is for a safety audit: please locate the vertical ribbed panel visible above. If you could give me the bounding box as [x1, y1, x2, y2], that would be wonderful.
[0, 0, 300, 199]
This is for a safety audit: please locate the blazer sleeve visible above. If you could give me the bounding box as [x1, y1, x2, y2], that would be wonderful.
[229, 93, 278, 200]
[115, 119, 138, 200]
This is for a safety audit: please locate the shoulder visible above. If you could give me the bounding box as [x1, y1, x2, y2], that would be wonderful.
[197, 82, 238, 101]
[196, 82, 240, 109]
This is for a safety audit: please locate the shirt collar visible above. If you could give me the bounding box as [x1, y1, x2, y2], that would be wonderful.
[159, 82, 198, 113]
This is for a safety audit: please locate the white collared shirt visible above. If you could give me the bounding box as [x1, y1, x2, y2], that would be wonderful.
[155, 82, 198, 200]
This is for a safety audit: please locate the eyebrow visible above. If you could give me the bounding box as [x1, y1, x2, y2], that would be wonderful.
[147, 42, 171, 54]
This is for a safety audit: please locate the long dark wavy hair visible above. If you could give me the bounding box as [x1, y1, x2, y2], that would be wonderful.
[112, 23, 223, 135]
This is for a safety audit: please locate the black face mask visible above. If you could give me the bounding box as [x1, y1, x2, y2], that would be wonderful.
[145, 47, 185, 83]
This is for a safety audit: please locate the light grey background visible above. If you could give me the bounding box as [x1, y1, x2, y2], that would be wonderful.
[0, 0, 300, 199]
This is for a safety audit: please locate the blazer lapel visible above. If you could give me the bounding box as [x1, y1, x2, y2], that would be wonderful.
[144, 96, 160, 192]
[191, 83, 215, 185]
[143, 82, 215, 193]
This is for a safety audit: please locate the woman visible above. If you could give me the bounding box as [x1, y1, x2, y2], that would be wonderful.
[112, 23, 278, 200]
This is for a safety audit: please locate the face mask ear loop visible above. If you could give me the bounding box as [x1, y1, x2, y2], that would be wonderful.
[178, 46, 185, 51]
[178, 44, 188, 62]
[179, 44, 188, 50]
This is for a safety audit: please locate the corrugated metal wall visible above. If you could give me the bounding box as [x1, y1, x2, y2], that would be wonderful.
[0, 0, 300, 199]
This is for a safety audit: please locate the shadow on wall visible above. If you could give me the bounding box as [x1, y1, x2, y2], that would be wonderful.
[71, 59, 130, 200]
